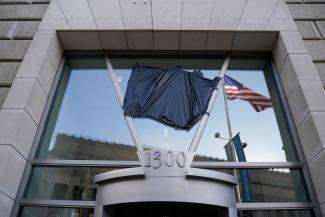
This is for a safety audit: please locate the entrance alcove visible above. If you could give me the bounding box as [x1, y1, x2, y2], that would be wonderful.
[93, 151, 238, 217]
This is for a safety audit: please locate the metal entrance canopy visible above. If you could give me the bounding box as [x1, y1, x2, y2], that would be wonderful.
[93, 56, 239, 217]
[94, 150, 238, 217]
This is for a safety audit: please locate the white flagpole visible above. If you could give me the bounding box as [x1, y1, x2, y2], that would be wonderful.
[189, 56, 231, 152]
[105, 56, 143, 151]
[222, 78, 242, 202]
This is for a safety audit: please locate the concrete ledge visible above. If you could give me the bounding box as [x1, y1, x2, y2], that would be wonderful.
[57, 30, 278, 52]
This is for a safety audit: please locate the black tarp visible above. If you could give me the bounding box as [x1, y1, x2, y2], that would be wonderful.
[123, 65, 220, 130]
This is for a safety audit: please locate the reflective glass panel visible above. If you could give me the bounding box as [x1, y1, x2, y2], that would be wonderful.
[36, 57, 298, 162]
[24, 167, 117, 201]
[215, 168, 310, 203]
[37, 61, 137, 160]
[19, 206, 94, 217]
[238, 210, 315, 217]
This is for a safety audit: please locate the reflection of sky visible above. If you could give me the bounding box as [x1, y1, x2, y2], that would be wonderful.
[52, 67, 287, 162]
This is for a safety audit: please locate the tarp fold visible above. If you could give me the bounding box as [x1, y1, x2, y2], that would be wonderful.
[123, 64, 220, 130]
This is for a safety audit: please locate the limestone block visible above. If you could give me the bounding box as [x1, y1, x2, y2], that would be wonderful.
[39, 0, 70, 30]
[154, 31, 180, 50]
[57, 0, 97, 29]
[0, 21, 15, 39]
[0, 145, 26, 198]
[315, 63, 325, 86]
[308, 150, 325, 204]
[285, 0, 301, 2]
[181, 0, 214, 30]
[3, 78, 47, 124]
[237, 0, 278, 30]
[88, 0, 124, 29]
[58, 31, 102, 50]
[152, 0, 182, 30]
[288, 80, 325, 126]
[265, 0, 297, 31]
[0, 87, 9, 108]
[295, 21, 321, 39]
[232, 32, 277, 51]
[298, 112, 325, 162]
[303, 0, 325, 2]
[120, 0, 152, 29]
[287, 4, 325, 20]
[0, 192, 13, 217]
[99, 31, 128, 50]
[280, 54, 320, 96]
[126, 30, 153, 50]
[0, 62, 20, 85]
[316, 21, 325, 39]
[14, 21, 40, 39]
[28, 31, 63, 70]
[206, 31, 234, 50]
[0, 5, 47, 20]
[0, 40, 30, 61]
[180, 31, 207, 50]
[16, 52, 56, 94]
[305, 40, 325, 62]
[209, 0, 246, 30]
[272, 31, 308, 70]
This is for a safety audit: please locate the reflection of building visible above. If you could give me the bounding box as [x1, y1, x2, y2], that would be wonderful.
[50, 133, 138, 161]
[1, 1, 325, 216]
[40, 134, 301, 203]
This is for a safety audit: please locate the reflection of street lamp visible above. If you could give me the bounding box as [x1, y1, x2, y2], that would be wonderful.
[215, 132, 248, 149]
[214, 132, 229, 141]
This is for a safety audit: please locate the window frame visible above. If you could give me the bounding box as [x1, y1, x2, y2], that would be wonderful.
[11, 53, 319, 217]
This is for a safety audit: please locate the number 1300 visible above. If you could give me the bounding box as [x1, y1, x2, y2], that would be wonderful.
[144, 151, 186, 169]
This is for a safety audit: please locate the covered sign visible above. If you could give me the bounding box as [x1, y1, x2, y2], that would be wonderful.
[123, 64, 220, 130]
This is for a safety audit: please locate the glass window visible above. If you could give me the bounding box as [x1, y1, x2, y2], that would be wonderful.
[214, 168, 310, 203]
[24, 167, 118, 201]
[19, 206, 94, 217]
[36, 57, 298, 162]
[238, 210, 315, 217]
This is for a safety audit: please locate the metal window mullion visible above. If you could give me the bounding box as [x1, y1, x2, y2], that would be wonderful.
[30, 159, 304, 169]
[192, 161, 304, 169]
[10, 56, 69, 217]
[30, 159, 141, 167]
[104, 56, 143, 151]
[269, 61, 322, 217]
[189, 56, 231, 152]
[18, 199, 315, 210]
[19, 199, 95, 209]
[236, 202, 315, 210]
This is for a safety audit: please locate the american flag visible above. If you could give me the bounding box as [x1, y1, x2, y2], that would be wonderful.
[223, 75, 272, 112]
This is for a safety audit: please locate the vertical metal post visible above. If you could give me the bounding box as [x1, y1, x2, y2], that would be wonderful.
[104, 56, 143, 151]
[189, 56, 231, 152]
[222, 78, 242, 203]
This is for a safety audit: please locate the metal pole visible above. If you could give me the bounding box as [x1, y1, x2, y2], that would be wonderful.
[189, 56, 231, 152]
[104, 56, 143, 151]
[222, 78, 242, 203]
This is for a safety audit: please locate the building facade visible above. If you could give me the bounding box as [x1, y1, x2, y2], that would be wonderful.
[0, 0, 325, 217]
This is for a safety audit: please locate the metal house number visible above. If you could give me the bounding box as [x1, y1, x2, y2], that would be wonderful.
[144, 151, 186, 169]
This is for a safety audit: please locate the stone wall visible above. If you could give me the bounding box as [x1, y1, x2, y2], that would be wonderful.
[0, 1, 49, 216]
[286, 0, 325, 86]
[0, 0, 324, 109]
[0, 0, 325, 216]
[0, 1, 49, 109]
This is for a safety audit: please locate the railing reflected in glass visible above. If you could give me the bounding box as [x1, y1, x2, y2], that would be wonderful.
[24, 166, 309, 203]
[19, 206, 94, 217]
[212, 168, 310, 203]
[238, 210, 315, 217]
[36, 57, 299, 162]
[24, 167, 118, 201]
